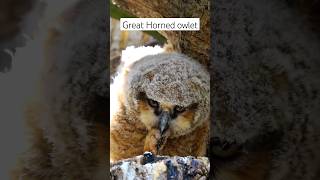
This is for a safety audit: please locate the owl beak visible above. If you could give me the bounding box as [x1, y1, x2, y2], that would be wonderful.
[159, 111, 171, 135]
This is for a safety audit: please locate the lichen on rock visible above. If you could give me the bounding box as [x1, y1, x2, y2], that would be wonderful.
[110, 154, 210, 180]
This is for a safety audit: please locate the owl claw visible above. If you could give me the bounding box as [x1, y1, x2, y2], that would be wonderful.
[142, 151, 155, 164]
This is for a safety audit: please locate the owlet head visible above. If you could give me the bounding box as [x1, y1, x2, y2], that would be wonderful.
[124, 52, 210, 138]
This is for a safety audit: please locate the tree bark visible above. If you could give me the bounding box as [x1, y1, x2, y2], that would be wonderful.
[111, 0, 210, 67]
[110, 155, 210, 180]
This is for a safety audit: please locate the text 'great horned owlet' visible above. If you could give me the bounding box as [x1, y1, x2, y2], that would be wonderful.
[110, 48, 210, 162]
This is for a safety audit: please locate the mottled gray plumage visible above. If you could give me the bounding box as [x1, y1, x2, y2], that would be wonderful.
[211, 0, 320, 179]
[124, 52, 210, 136]
[110, 48, 210, 161]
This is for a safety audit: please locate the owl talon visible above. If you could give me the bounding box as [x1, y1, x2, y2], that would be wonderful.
[142, 151, 155, 164]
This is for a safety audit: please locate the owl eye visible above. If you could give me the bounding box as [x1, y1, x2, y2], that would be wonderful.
[174, 106, 186, 114]
[147, 99, 159, 108]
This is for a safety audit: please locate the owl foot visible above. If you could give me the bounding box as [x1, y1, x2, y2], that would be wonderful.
[142, 151, 155, 164]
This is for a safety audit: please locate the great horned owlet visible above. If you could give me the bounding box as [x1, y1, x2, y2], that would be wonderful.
[110, 47, 210, 162]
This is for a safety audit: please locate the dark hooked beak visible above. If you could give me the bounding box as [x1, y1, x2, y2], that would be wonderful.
[159, 111, 171, 135]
